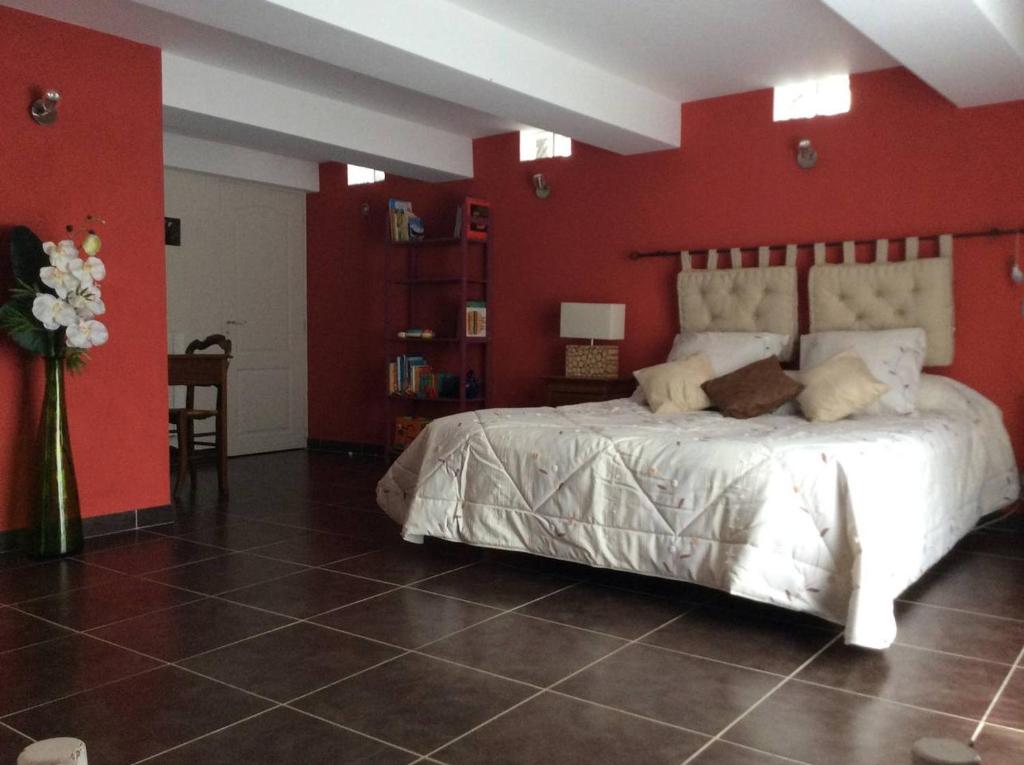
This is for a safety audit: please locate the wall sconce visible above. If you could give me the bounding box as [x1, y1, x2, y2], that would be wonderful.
[532, 173, 550, 199]
[795, 138, 817, 169]
[30, 89, 61, 126]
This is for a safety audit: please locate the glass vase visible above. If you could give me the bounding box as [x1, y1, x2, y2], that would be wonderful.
[26, 356, 83, 558]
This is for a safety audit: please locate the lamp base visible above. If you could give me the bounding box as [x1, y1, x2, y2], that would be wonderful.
[565, 345, 619, 378]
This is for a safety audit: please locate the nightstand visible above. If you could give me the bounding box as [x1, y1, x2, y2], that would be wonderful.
[545, 376, 636, 407]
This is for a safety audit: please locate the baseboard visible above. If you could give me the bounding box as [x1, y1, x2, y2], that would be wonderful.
[307, 439, 384, 457]
[0, 503, 176, 555]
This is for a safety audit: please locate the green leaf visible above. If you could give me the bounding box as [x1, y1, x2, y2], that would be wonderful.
[66, 347, 90, 372]
[0, 301, 53, 356]
[7, 226, 47, 289]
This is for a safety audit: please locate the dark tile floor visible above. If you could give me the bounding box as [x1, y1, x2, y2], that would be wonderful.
[0, 450, 1021, 764]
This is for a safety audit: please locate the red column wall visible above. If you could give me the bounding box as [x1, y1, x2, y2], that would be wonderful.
[0, 7, 168, 532]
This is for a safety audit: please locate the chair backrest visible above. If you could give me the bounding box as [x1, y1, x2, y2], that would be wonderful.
[183, 334, 231, 410]
[185, 334, 232, 356]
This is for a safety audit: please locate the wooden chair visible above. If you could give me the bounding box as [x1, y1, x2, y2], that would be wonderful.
[169, 335, 232, 497]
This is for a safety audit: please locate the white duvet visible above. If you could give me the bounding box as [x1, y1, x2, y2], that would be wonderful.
[377, 375, 1019, 648]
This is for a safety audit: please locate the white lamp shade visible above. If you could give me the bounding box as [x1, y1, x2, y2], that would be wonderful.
[560, 303, 625, 341]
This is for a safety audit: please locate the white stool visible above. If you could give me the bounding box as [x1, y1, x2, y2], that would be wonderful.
[17, 739, 87, 765]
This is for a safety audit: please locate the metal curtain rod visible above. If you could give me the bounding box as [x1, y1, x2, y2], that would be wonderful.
[629, 225, 1024, 260]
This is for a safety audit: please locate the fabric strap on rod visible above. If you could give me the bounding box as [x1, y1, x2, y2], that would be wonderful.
[758, 246, 770, 267]
[707, 248, 719, 270]
[785, 244, 797, 267]
[730, 248, 742, 268]
[680, 250, 691, 271]
[875, 239, 889, 263]
[905, 237, 920, 260]
[842, 241, 855, 264]
[939, 234, 953, 258]
[813, 242, 826, 265]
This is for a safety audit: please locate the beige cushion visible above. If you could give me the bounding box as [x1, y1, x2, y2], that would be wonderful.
[633, 354, 714, 414]
[797, 350, 889, 422]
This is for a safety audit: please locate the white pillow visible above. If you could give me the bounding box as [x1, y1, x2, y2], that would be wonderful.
[667, 331, 790, 376]
[800, 328, 926, 415]
[797, 350, 889, 422]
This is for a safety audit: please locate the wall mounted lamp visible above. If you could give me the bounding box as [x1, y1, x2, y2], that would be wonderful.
[796, 138, 817, 169]
[532, 173, 550, 199]
[30, 89, 61, 126]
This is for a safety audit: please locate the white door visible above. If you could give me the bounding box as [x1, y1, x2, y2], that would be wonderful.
[165, 168, 308, 456]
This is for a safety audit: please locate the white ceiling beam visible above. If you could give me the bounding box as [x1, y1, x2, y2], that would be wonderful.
[820, 0, 1024, 107]
[163, 133, 320, 192]
[132, 0, 681, 154]
[162, 53, 474, 182]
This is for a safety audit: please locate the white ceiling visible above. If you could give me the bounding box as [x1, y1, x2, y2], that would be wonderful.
[5, 0, 1023, 182]
[447, 0, 896, 102]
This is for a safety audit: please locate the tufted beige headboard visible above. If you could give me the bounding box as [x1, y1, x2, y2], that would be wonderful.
[677, 247, 799, 360]
[808, 236, 954, 366]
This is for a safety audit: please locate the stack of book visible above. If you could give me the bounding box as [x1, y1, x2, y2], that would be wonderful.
[388, 355, 441, 398]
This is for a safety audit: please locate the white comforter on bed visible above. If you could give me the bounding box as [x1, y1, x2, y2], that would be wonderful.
[377, 375, 1019, 648]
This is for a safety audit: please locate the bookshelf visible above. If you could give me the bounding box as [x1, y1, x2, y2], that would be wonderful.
[385, 199, 491, 456]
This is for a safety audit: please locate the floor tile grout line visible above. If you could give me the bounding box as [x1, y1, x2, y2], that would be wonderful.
[418, 607, 697, 761]
[128, 709, 279, 764]
[970, 641, 1024, 744]
[895, 597, 1024, 624]
[0, 719, 34, 744]
[543, 687, 708, 740]
[274, 580, 584, 713]
[787, 676, 1010, 728]
[0, 665, 163, 722]
[678, 632, 844, 765]
[284, 705, 426, 759]
[890, 639, 1019, 668]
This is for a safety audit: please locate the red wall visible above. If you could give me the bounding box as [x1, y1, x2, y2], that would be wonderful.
[309, 67, 1024, 461]
[0, 7, 168, 532]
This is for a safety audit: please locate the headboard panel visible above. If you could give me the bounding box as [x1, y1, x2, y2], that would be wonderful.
[808, 236, 954, 366]
[677, 247, 799, 360]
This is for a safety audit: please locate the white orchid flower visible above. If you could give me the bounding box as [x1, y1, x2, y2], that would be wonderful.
[32, 294, 77, 330]
[42, 240, 79, 267]
[69, 256, 105, 287]
[68, 289, 106, 319]
[40, 256, 81, 298]
[66, 319, 109, 349]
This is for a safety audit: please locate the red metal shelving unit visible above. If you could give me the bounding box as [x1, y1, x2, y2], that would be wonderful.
[384, 203, 491, 457]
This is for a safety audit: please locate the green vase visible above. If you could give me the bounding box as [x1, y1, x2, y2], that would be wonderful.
[26, 356, 83, 558]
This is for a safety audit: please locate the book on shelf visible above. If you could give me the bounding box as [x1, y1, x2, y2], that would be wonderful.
[388, 355, 439, 397]
[465, 301, 487, 338]
[388, 199, 413, 242]
[388, 355, 467, 399]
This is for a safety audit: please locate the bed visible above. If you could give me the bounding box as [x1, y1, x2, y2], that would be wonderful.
[377, 238, 1020, 648]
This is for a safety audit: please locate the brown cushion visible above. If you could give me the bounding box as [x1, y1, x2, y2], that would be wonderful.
[701, 356, 804, 419]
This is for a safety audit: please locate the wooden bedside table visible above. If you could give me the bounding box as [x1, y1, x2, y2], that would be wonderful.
[545, 376, 635, 406]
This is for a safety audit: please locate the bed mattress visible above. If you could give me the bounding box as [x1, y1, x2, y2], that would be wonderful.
[377, 375, 1018, 648]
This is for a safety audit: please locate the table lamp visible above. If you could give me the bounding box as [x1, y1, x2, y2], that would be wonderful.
[560, 302, 625, 378]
